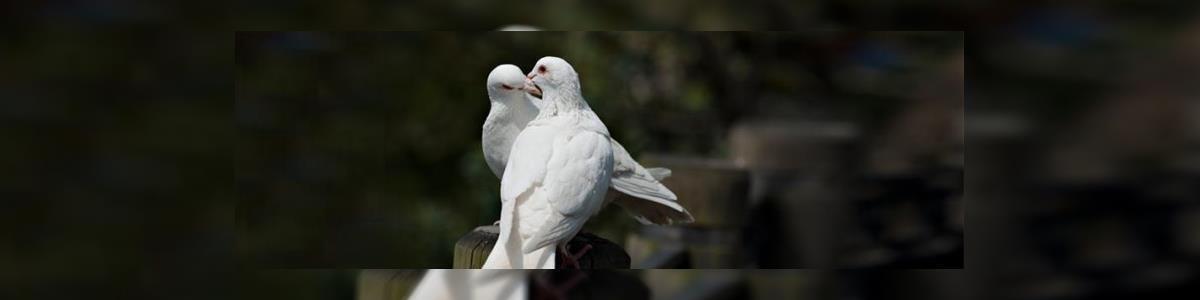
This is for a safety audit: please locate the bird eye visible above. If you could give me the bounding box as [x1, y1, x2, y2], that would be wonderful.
[538, 66, 547, 73]
[501, 84, 513, 90]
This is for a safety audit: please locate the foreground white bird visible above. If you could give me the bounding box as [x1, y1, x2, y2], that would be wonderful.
[483, 65, 693, 226]
[483, 57, 616, 269]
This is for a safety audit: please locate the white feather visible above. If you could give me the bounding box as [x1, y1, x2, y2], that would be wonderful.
[646, 167, 672, 180]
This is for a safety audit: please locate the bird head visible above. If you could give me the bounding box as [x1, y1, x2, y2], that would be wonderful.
[526, 56, 577, 98]
[488, 64, 542, 99]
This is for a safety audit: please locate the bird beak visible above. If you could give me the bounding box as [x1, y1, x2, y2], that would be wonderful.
[523, 78, 542, 98]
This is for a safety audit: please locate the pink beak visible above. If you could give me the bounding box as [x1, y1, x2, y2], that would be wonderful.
[523, 78, 542, 98]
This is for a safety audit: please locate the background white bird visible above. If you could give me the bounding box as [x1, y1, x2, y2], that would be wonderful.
[483, 65, 693, 227]
[483, 64, 543, 178]
[483, 57, 615, 269]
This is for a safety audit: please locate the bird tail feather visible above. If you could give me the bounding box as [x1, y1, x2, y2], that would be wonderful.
[523, 245, 555, 269]
[483, 194, 522, 269]
[610, 176, 694, 225]
[646, 167, 672, 180]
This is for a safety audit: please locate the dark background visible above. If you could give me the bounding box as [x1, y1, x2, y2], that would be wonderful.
[2, 0, 1199, 299]
[235, 31, 964, 268]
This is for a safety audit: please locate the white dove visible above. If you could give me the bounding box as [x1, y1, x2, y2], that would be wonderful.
[483, 64, 543, 177]
[483, 57, 616, 269]
[483, 65, 693, 226]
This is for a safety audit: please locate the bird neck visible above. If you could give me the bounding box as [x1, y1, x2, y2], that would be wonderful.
[489, 94, 539, 119]
[540, 85, 588, 116]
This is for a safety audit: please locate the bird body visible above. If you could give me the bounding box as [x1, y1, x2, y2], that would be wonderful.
[491, 114, 613, 268]
[482, 64, 692, 227]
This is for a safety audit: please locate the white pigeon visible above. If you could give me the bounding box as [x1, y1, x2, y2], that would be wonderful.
[483, 64, 543, 177]
[483, 65, 693, 226]
[483, 56, 615, 269]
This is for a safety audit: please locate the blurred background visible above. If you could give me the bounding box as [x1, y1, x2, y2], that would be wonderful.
[2, 0, 1199, 299]
[235, 31, 964, 269]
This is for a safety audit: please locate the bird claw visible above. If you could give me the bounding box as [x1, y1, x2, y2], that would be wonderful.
[533, 271, 588, 300]
[532, 273, 563, 300]
[558, 243, 593, 269]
